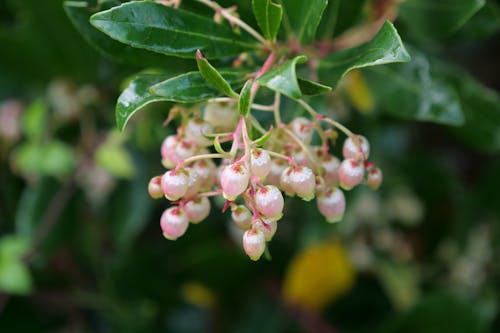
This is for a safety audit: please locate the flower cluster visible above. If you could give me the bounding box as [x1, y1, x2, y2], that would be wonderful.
[148, 102, 382, 261]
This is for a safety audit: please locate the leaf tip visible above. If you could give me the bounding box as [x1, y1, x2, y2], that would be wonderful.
[196, 49, 206, 60]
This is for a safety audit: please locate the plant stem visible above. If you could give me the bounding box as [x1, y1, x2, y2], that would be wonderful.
[182, 153, 227, 165]
[197, 190, 222, 198]
[208, 97, 274, 111]
[273, 92, 282, 125]
[297, 99, 354, 138]
[281, 127, 319, 169]
[267, 150, 291, 162]
[194, 0, 269, 46]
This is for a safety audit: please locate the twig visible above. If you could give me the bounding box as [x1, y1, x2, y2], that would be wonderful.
[23, 181, 77, 262]
[194, 0, 269, 46]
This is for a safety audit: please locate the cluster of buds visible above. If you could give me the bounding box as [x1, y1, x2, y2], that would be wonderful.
[148, 102, 382, 261]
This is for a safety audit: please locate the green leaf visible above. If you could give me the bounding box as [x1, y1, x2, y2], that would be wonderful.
[15, 179, 58, 238]
[0, 258, 33, 295]
[213, 136, 228, 155]
[0, 235, 32, 295]
[280, 0, 329, 44]
[196, 50, 238, 98]
[452, 1, 500, 41]
[441, 65, 500, 152]
[384, 293, 494, 333]
[116, 74, 172, 131]
[40, 141, 77, 176]
[107, 154, 152, 248]
[238, 80, 253, 116]
[64, 0, 169, 66]
[319, 21, 410, 88]
[22, 99, 47, 140]
[252, 0, 283, 41]
[0, 236, 30, 259]
[151, 71, 247, 103]
[11, 141, 76, 177]
[95, 131, 136, 178]
[363, 49, 464, 126]
[375, 259, 420, 309]
[90, 1, 259, 59]
[297, 78, 332, 96]
[399, 0, 485, 38]
[252, 126, 274, 147]
[257, 55, 307, 99]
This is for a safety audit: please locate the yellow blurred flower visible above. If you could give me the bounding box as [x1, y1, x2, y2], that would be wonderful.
[283, 241, 355, 311]
[345, 69, 374, 113]
[181, 281, 217, 309]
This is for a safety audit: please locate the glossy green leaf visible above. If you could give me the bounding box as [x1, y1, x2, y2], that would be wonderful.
[399, 0, 485, 38]
[363, 49, 464, 126]
[319, 21, 410, 88]
[280, 0, 329, 44]
[252, 0, 283, 40]
[116, 74, 172, 131]
[151, 71, 247, 103]
[90, 1, 259, 59]
[64, 0, 168, 66]
[238, 80, 253, 116]
[257, 55, 307, 99]
[297, 78, 332, 96]
[196, 50, 238, 98]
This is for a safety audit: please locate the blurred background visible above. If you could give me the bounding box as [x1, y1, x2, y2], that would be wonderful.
[0, 0, 499, 332]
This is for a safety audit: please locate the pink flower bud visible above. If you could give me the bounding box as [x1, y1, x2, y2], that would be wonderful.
[161, 135, 179, 168]
[183, 168, 202, 198]
[250, 148, 271, 179]
[190, 159, 216, 191]
[267, 159, 286, 186]
[338, 158, 365, 190]
[184, 118, 213, 145]
[254, 185, 284, 220]
[185, 197, 211, 223]
[242, 228, 266, 261]
[317, 187, 346, 223]
[291, 147, 310, 167]
[321, 154, 341, 186]
[343, 135, 370, 160]
[203, 102, 237, 131]
[175, 140, 197, 160]
[254, 217, 277, 241]
[290, 117, 313, 144]
[161, 169, 189, 201]
[289, 166, 316, 201]
[279, 167, 295, 196]
[220, 162, 250, 200]
[231, 205, 252, 230]
[160, 206, 189, 240]
[216, 159, 232, 185]
[367, 166, 383, 190]
[148, 176, 163, 199]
